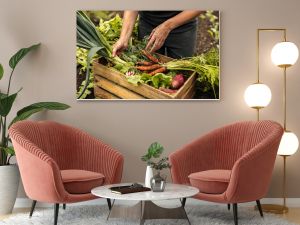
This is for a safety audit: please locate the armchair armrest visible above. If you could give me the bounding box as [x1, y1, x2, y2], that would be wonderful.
[10, 139, 67, 203]
[225, 130, 283, 203]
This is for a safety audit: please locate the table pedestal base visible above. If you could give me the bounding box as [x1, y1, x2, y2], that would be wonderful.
[107, 200, 191, 225]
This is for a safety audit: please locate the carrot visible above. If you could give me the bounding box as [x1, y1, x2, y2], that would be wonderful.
[136, 61, 153, 66]
[136, 64, 161, 71]
[141, 50, 160, 63]
[149, 67, 167, 76]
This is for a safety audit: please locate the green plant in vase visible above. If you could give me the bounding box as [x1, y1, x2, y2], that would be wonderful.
[141, 142, 171, 191]
[0, 43, 70, 214]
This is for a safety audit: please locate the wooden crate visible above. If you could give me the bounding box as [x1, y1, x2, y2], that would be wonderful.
[93, 55, 197, 99]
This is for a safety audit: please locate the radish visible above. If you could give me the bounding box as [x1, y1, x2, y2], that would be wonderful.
[171, 74, 185, 89]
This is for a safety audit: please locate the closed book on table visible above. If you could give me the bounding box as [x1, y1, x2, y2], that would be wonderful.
[110, 185, 151, 194]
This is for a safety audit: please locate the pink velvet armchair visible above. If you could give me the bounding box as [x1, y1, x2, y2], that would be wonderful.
[9, 120, 124, 225]
[169, 120, 283, 225]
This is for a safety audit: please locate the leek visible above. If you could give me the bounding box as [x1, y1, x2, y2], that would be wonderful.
[76, 11, 131, 99]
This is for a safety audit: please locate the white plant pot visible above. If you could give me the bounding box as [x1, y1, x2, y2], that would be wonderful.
[145, 165, 153, 188]
[0, 165, 20, 215]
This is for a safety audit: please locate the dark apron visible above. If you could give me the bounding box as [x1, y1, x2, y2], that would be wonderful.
[138, 13, 198, 59]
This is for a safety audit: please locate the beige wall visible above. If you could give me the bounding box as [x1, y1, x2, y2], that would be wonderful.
[1, 0, 300, 198]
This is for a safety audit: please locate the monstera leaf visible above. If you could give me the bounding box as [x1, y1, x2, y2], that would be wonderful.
[141, 142, 164, 162]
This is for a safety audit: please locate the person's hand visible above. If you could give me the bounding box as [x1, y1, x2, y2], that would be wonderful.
[146, 22, 172, 52]
[112, 38, 128, 57]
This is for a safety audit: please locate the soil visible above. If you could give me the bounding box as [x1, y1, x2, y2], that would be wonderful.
[194, 11, 219, 99]
[195, 11, 219, 54]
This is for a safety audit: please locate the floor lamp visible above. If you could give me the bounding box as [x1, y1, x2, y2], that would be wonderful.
[244, 28, 299, 214]
[270, 35, 299, 213]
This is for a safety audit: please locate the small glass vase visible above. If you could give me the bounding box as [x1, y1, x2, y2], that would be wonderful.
[150, 171, 166, 192]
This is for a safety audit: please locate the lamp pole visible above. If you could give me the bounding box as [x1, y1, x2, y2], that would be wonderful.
[281, 59, 288, 211]
[254, 29, 286, 121]
[254, 28, 289, 214]
[283, 155, 287, 207]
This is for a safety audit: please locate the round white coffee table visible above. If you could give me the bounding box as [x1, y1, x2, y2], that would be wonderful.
[92, 183, 199, 225]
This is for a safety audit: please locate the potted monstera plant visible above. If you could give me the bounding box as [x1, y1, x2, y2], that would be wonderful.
[0, 43, 70, 215]
[141, 142, 171, 191]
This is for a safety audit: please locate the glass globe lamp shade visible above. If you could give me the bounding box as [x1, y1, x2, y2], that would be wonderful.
[271, 42, 299, 67]
[244, 83, 272, 108]
[277, 131, 299, 156]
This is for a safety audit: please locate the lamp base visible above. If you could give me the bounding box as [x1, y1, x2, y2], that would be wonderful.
[255, 204, 288, 214]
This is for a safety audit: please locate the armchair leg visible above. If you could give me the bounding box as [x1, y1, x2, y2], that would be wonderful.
[63, 204, 66, 210]
[227, 204, 230, 210]
[256, 200, 264, 217]
[54, 204, 59, 225]
[107, 198, 112, 210]
[29, 200, 37, 217]
[233, 203, 238, 225]
[181, 198, 187, 208]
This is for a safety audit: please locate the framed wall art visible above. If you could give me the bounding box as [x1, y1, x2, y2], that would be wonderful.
[76, 10, 220, 100]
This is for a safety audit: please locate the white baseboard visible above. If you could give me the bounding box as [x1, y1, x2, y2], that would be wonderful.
[14, 197, 300, 208]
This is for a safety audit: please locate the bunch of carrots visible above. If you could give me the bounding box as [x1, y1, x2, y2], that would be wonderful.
[135, 50, 167, 76]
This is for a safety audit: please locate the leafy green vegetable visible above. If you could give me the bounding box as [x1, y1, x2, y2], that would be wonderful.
[76, 47, 89, 72]
[201, 47, 219, 66]
[120, 47, 140, 64]
[163, 47, 219, 98]
[85, 11, 116, 23]
[126, 75, 143, 86]
[112, 61, 133, 74]
[146, 73, 172, 89]
[98, 14, 123, 44]
[126, 73, 172, 89]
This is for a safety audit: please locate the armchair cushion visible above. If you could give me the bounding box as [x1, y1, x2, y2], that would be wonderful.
[189, 170, 231, 194]
[61, 170, 105, 194]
